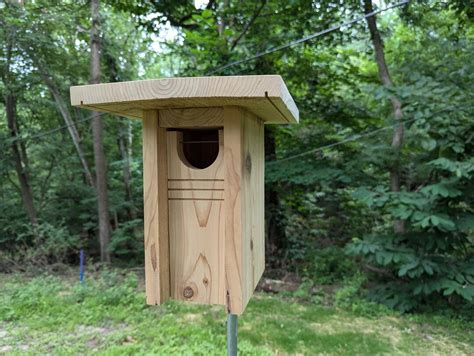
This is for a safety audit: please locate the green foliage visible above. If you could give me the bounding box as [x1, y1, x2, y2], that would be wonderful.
[109, 219, 143, 263]
[333, 274, 393, 317]
[0, 221, 79, 273]
[0, 0, 473, 318]
[300, 246, 359, 285]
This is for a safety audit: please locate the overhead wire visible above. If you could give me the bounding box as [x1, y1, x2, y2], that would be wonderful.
[1, 1, 410, 151]
[206, 0, 410, 75]
[266, 102, 474, 166]
[1, 112, 106, 151]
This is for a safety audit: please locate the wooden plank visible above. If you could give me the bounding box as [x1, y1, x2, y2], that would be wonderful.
[168, 189, 224, 200]
[223, 106, 244, 314]
[169, 199, 225, 305]
[142, 110, 170, 305]
[70, 75, 299, 124]
[241, 110, 265, 308]
[166, 115, 226, 305]
[223, 107, 265, 314]
[168, 180, 224, 190]
[160, 107, 223, 128]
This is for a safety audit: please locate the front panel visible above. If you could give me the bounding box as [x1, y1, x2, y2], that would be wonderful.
[167, 130, 226, 305]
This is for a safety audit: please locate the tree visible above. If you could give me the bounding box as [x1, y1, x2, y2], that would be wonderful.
[91, 0, 111, 263]
[1, 3, 38, 228]
[364, 0, 405, 234]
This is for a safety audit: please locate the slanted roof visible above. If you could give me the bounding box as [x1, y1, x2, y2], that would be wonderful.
[70, 75, 298, 124]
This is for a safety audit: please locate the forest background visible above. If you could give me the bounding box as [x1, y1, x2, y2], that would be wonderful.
[1, 0, 473, 319]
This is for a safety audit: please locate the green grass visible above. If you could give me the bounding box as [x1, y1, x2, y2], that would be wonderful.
[0, 271, 472, 355]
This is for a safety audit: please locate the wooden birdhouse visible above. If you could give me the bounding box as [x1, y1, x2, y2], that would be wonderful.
[70, 75, 299, 314]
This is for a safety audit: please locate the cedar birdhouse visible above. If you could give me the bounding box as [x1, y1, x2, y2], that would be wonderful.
[70, 75, 299, 314]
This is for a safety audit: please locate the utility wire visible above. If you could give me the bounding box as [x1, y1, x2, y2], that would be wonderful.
[266, 102, 474, 166]
[1, 1, 410, 148]
[206, 0, 410, 75]
[1, 112, 106, 150]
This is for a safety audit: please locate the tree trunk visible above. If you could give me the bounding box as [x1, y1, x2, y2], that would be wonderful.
[2, 21, 37, 229]
[364, 0, 405, 234]
[5, 93, 38, 227]
[91, 0, 111, 262]
[102, 41, 135, 221]
[40, 72, 95, 188]
[217, 0, 229, 37]
[118, 124, 135, 220]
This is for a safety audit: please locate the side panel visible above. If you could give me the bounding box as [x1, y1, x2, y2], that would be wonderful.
[224, 107, 265, 315]
[142, 110, 170, 305]
[223, 107, 244, 314]
[241, 110, 265, 306]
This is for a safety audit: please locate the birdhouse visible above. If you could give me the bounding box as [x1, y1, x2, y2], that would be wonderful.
[70, 75, 299, 314]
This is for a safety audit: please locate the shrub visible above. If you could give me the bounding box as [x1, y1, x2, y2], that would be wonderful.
[0, 221, 80, 272]
[302, 246, 359, 285]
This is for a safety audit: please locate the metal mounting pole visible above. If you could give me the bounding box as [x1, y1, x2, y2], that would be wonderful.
[227, 313, 238, 356]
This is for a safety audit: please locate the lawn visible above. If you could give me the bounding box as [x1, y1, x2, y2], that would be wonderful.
[0, 270, 472, 355]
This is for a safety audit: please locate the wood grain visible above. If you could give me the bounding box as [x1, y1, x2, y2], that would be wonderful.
[168, 180, 224, 190]
[169, 199, 225, 305]
[160, 107, 223, 128]
[167, 127, 226, 305]
[223, 107, 265, 315]
[241, 110, 265, 307]
[168, 189, 224, 200]
[142, 110, 170, 305]
[70, 75, 299, 124]
[223, 107, 244, 314]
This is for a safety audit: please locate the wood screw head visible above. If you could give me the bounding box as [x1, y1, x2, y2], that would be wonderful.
[183, 286, 194, 299]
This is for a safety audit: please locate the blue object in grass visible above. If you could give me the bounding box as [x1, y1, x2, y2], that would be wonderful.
[79, 249, 85, 283]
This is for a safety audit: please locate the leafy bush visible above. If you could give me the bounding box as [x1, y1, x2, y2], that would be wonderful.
[109, 219, 143, 264]
[334, 274, 393, 317]
[302, 246, 359, 284]
[347, 159, 474, 311]
[0, 221, 80, 272]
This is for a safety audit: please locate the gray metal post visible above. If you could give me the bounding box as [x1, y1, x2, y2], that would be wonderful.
[227, 313, 238, 356]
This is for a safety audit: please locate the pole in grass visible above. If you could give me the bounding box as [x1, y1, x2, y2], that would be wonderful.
[79, 249, 85, 284]
[227, 313, 238, 356]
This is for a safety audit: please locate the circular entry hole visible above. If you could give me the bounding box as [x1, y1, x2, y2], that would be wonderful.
[180, 129, 220, 169]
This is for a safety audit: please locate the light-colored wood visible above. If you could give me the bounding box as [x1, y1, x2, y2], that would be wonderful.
[70, 75, 299, 124]
[70, 75, 298, 315]
[160, 107, 223, 128]
[168, 199, 225, 305]
[167, 126, 226, 306]
[222, 107, 265, 314]
[241, 110, 265, 307]
[142, 110, 170, 305]
[168, 189, 224, 200]
[168, 180, 224, 190]
[223, 107, 244, 314]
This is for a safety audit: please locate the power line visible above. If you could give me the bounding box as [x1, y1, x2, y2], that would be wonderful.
[2, 0, 409, 148]
[206, 0, 410, 75]
[1, 112, 106, 150]
[266, 102, 474, 166]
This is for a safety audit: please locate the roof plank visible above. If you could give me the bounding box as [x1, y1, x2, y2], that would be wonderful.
[70, 75, 299, 124]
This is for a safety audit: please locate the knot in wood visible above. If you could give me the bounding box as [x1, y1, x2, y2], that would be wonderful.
[245, 153, 252, 173]
[183, 286, 194, 299]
